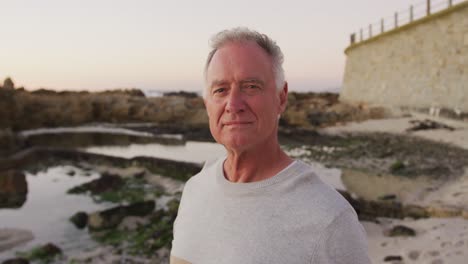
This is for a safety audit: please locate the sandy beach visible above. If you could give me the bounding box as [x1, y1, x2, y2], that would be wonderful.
[321, 113, 468, 264]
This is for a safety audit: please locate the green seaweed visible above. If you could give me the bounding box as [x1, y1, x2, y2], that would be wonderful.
[70, 177, 164, 204]
[16, 244, 62, 264]
[92, 207, 177, 256]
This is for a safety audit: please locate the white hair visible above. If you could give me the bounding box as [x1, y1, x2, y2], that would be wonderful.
[203, 27, 285, 97]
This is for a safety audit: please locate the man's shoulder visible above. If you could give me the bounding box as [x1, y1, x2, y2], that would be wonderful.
[183, 157, 222, 190]
[288, 161, 356, 224]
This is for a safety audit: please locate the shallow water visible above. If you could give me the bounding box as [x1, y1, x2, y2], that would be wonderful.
[19, 125, 156, 138]
[84, 141, 227, 164]
[0, 166, 115, 261]
[5, 127, 442, 261]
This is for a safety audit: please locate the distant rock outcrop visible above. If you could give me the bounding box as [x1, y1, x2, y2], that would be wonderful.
[2, 77, 15, 90]
[0, 78, 209, 130]
[0, 78, 388, 132]
[282, 92, 387, 128]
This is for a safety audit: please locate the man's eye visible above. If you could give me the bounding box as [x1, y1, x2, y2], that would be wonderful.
[242, 84, 261, 95]
[213, 88, 226, 94]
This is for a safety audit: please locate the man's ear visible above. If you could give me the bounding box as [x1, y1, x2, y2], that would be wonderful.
[278, 82, 288, 114]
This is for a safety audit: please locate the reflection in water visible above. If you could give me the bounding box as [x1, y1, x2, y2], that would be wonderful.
[341, 169, 436, 203]
[0, 166, 114, 261]
[84, 141, 227, 164]
[19, 126, 155, 138]
[0, 170, 27, 208]
[24, 132, 183, 149]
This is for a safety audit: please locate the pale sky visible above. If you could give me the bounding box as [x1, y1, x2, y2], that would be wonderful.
[0, 0, 439, 92]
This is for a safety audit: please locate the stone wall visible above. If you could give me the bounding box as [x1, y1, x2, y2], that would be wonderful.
[341, 1, 468, 113]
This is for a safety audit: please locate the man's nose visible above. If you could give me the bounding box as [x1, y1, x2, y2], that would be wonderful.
[225, 89, 245, 113]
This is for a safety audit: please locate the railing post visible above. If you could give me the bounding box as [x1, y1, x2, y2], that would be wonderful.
[369, 24, 372, 38]
[394, 12, 398, 28]
[381, 18, 384, 33]
[350, 33, 355, 45]
[410, 5, 414, 22]
[360, 29, 363, 41]
[427, 0, 431, 15]
[448, 0, 453, 7]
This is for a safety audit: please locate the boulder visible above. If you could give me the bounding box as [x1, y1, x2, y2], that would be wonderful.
[0, 78, 16, 129]
[163, 91, 198, 98]
[17, 243, 62, 262]
[68, 173, 124, 195]
[1, 258, 29, 264]
[2, 78, 14, 90]
[38, 243, 62, 257]
[70, 211, 88, 229]
[88, 201, 155, 231]
[0, 170, 28, 208]
[385, 225, 416, 237]
[338, 190, 429, 220]
[383, 255, 403, 262]
[0, 129, 21, 157]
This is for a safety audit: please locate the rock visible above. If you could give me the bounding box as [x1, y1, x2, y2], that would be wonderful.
[383, 255, 403, 262]
[70, 211, 88, 229]
[282, 109, 309, 127]
[378, 194, 397, 200]
[97, 88, 145, 97]
[402, 205, 429, 219]
[0, 129, 21, 157]
[88, 201, 155, 231]
[0, 170, 28, 208]
[0, 83, 388, 131]
[2, 78, 14, 90]
[427, 206, 462, 217]
[338, 190, 430, 220]
[68, 173, 124, 195]
[17, 243, 62, 262]
[0, 228, 34, 252]
[386, 225, 416, 237]
[1, 258, 29, 264]
[39, 243, 62, 257]
[132, 169, 146, 179]
[406, 119, 454, 132]
[163, 91, 198, 98]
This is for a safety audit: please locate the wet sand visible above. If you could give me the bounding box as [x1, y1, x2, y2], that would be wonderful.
[321, 113, 468, 264]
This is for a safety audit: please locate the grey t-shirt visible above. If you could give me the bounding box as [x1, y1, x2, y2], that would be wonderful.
[171, 158, 371, 264]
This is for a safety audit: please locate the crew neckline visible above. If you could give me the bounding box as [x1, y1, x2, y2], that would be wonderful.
[215, 157, 304, 192]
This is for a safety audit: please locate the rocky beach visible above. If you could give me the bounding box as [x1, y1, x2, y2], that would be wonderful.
[1, 77, 468, 264]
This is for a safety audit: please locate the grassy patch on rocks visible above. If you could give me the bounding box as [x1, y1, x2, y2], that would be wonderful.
[15, 243, 62, 263]
[92, 199, 179, 257]
[284, 132, 468, 180]
[68, 173, 164, 204]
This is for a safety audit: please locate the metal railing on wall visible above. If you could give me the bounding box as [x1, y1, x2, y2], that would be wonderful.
[349, 0, 467, 45]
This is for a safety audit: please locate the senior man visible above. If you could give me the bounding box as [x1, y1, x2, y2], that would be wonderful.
[170, 28, 370, 264]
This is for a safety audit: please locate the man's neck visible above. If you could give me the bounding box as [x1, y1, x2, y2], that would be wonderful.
[223, 141, 293, 183]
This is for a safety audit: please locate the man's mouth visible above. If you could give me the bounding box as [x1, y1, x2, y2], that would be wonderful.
[223, 121, 253, 126]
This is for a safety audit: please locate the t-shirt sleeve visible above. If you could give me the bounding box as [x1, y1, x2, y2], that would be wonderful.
[310, 208, 372, 264]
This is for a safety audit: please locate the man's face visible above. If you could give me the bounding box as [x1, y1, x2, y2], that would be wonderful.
[204, 41, 287, 152]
